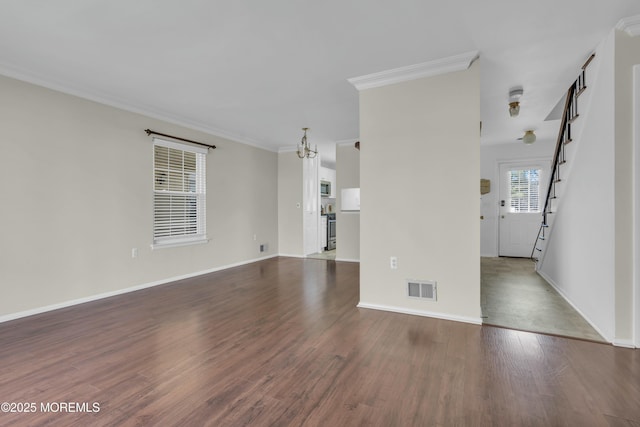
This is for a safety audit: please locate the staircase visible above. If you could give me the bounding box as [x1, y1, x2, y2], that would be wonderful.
[531, 54, 595, 261]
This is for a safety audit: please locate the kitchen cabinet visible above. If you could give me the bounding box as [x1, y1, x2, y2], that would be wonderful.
[321, 215, 328, 249]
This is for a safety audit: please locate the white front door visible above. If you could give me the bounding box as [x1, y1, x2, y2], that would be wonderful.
[499, 161, 548, 257]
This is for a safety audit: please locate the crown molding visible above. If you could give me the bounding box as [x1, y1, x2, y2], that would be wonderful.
[0, 62, 278, 152]
[280, 139, 359, 153]
[347, 50, 479, 91]
[278, 146, 299, 153]
[617, 14, 640, 37]
[336, 138, 359, 147]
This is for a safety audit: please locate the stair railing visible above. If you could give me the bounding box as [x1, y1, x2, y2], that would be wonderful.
[531, 54, 594, 260]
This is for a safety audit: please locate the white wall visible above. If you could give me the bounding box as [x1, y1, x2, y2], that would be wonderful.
[336, 142, 360, 262]
[480, 141, 555, 257]
[537, 33, 617, 341]
[0, 74, 278, 320]
[614, 29, 640, 344]
[358, 61, 481, 324]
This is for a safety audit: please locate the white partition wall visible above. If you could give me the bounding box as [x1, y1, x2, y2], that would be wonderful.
[356, 58, 481, 324]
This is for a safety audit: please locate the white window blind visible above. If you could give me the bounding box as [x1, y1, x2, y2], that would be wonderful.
[508, 168, 541, 213]
[153, 138, 207, 248]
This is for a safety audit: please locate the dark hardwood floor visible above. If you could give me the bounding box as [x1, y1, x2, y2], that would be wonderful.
[0, 257, 639, 426]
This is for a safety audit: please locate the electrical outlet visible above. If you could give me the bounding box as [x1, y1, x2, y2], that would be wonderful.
[260, 243, 268, 253]
[131, 248, 138, 258]
[253, 234, 257, 241]
[390, 256, 398, 270]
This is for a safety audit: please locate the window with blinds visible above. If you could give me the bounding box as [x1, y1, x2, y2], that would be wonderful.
[508, 168, 541, 213]
[153, 138, 207, 247]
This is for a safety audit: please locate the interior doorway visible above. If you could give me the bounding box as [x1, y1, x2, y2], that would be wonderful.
[302, 156, 320, 256]
[481, 156, 604, 341]
[303, 142, 337, 260]
[481, 257, 605, 341]
[306, 250, 336, 261]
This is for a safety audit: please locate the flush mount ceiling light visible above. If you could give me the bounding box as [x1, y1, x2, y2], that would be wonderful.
[522, 129, 536, 144]
[508, 87, 524, 117]
[297, 127, 317, 159]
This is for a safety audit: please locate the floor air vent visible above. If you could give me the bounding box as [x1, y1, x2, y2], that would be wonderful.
[407, 280, 437, 301]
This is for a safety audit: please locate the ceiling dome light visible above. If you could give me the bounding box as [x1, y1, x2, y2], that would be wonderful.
[508, 87, 524, 118]
[522, 130, 536, 144]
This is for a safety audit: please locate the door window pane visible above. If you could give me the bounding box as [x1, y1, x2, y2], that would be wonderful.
[508, 169, 541, 213]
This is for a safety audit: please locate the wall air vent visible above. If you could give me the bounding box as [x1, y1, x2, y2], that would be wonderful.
[407, 280, 437, 301]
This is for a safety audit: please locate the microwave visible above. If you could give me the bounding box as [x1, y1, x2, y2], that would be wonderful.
[320, 180, 331, 197]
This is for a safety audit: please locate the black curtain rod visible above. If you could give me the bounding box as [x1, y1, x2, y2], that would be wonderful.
[145, 129, 216, 150]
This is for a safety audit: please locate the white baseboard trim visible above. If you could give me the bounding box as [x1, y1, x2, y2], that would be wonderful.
[357, 302, 483, 325]
[278, 253, 357, 262]
[0, 254, 279, 325]
[612, 339, 637, 349]
[278, 253, 305, 258]
[536, 269, 613, 343]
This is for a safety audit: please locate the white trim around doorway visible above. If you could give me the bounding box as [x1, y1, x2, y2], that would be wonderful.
[633, 65, 640, 348]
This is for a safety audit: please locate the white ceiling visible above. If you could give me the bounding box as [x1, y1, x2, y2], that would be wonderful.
[1, 1, 640, 166]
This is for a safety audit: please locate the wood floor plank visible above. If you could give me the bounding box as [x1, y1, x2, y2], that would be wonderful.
[0, 257, 638, 426]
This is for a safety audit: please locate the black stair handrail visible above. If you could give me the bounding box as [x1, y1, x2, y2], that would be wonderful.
[530, 84, 575, 259]
[531, 54, 594, 260]
[542, 83, 575, 219]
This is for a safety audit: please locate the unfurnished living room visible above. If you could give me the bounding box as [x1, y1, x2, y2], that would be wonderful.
[1, 2, 640, 426]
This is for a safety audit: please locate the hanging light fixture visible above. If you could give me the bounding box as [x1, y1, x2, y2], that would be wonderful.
[508, 87, 524, 117]
[297, 127, 317, 159]
[522, 130, 536, 144]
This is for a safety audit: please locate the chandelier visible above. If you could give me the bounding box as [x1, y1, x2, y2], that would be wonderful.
[297, 127, 317, 159]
